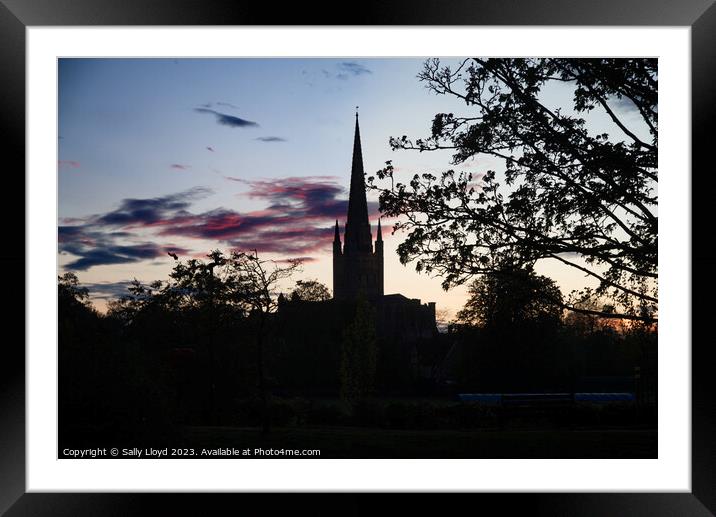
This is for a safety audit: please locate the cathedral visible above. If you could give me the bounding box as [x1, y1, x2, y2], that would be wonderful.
[331, 112, 437, 341]
[272, 113, 438, 393]
[332, 113, 384, 301]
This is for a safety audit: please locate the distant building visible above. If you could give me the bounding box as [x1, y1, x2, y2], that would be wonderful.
[273, 112, 438, 393]
[332, 113, 384, 300]
[332, 111, 437, 339]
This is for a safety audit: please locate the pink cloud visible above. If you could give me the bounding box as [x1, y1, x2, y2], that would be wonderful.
[60, 175, 389, 265]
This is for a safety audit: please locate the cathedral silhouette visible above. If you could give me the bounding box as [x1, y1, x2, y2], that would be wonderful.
[329, 111, 437, 332]
[273, 113, 438, 393]
[333, 113, 384, 300]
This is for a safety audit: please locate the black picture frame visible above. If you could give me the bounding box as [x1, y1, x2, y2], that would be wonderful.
[1, 1, 714, 514]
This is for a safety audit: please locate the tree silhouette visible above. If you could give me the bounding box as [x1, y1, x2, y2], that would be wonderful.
[368, 58, 657, 322]
[107, 252, 243, 424]
[58, 272, 93, 310]
[104, 249, 301, 429]
[106, 278, 163, 326]
[224, 250, 301, 433]
[453, 269, 567, 392]
[562, 294, 623, 335]
[456, 268, 563, 330]
[289, 279, 331, 302]
[340, 294, 378, 406]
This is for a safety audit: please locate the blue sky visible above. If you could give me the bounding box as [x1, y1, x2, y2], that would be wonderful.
[58, 57, 646, 315]
[59, 58, 460, 216]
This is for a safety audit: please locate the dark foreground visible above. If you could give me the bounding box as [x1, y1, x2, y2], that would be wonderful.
[182, 425, 657, 458]
[60, 425, 657, 459]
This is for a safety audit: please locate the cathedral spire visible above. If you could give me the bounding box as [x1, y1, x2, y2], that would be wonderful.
[333, 110, 384, 300]
[343, 110, 373, 253]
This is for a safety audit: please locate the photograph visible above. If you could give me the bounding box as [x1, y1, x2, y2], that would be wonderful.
[0, 0, 710, 510]
[57, 56, 658, 460]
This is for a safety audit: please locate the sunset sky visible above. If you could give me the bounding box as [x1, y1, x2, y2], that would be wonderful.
[58, 58, 645, 316]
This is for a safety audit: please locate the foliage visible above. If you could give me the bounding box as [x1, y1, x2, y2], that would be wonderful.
[449, 269, 567, 393]
[58, 247, 656, 439]
[106, 250, 301, 325]
[223, 250, 302, 315]
[106, 278, 164, 325]
[340, 295, 378, 405]
[563, 293, 623, 334]
[456, 268, 563, 329]
[103, 249, 301, 429]
[222, 250, 301, 433]
[368, 58, 657, 321]
[289, 279, 331, 302]
[58, 272, 93, 311]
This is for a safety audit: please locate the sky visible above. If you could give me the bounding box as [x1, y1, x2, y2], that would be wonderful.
[58, 58, 647, 317]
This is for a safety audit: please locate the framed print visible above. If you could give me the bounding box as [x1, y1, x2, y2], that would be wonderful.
[2, 0, 715, 514]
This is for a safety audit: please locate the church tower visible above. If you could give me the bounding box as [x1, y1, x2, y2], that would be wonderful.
[333, 112, 384, 300]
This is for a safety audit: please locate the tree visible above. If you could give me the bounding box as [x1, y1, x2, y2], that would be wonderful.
[105, 252, 241, 425]
[223, 250, 301, 433]
[58, 272, 99, 348]
[456, 268, 563, 330]
[368, 58, 657, 322]
[562, 294, 623, 335]
[57, 273, 107, 433]
[58, 272, 93, 311]
[454, 269, 567, 392]
[106, 249, 301, 430]
[340, 295, 378, 406]
[106, 278, 164, 326]
[289, 279, 331, 302]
